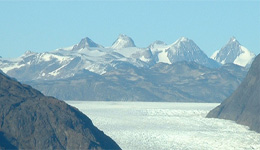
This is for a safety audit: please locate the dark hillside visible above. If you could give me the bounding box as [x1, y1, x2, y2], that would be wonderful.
[0, 72, 120, 149]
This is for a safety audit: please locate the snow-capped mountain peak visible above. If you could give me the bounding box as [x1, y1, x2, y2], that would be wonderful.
[173, 37, 190, 44]
[171, 37, 200, 52]
[111, 34, 136, 49]
[171, 37, 197, 50]
[211, 37, 255, 67]
[178, 37, 189, 42]
[149, 37, 219, 67]
[72, 37, 103, 51]
[20, 50, 38, 59]
[229, 36, 238, 43]
[24, 50, 36, 56]
[3, 35, 252, 81]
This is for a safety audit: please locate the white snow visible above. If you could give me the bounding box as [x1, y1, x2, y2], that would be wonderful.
[78, 48, 106, 57]
[140, 56, 149, 62]
[68, 101, 260, 150]
[210, 50, 220, 60]
[233, 46, 255, 67]
[157, 49, 171, 64]
[41, 53, 52, 61]
[40, 53, 71, 63]
[1, 63, 25, 73]
[149, 41, 173, 64]
[221, 59, 226, 64]
[172, 37, 188, 47]
[114, 47, 142, 58]
[111, 38, 126, 49]
[1, 36, 255, 80]
[48, 65, 64, 76]
[150, 37, 203, 64]
[61, 45, 74, 51]
[111, 34, 135, 49]
[210, 38, 255, 67]
[179, 37, 189, 42]
[231, 37, 237, 42]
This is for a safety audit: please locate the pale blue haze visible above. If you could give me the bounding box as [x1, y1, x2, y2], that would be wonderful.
[0, 1, 259, 58]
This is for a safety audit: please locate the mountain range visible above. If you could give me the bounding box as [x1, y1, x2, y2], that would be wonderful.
[0, 35, 256, 102]
[26, 62, 247, 102]
[0, 35, 254, 81]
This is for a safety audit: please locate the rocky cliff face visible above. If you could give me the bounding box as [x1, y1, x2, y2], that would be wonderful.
[207, 54, 260, 133]
[0, 72, 121, 149]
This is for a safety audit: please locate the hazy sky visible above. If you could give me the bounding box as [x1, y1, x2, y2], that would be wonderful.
[0, 1, 260, 58]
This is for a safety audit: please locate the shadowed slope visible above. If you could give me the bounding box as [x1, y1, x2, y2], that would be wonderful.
[0, 72, 121, 149]
[207, 54, 260, 133]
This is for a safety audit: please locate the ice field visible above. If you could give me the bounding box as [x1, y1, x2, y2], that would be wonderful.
[67, 101, 260, 150]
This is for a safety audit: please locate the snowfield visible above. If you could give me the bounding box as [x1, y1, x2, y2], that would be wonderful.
[67, 101, 260, 150]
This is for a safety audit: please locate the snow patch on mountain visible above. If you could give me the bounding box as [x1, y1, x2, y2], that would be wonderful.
[60, 46, 74, 51]
[111, 34, 136, 49]
[150, 37, 219, 67]
[157, 49, 171, 64]
[1, 63, 25, 73]
[210, 50, 220, 60]
[211, 37, 255, 67]
[233, 46, 255, 67]
[173, 37, 189, 47]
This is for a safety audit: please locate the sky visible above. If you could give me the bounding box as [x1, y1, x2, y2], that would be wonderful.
[0, 0, 260, 58]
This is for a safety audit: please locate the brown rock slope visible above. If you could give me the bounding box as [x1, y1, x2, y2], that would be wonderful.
[207, 54, 260, 133]
[0, 72, 121, 150]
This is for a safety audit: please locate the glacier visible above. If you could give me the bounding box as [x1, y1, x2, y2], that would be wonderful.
[67, 101, 260, 150]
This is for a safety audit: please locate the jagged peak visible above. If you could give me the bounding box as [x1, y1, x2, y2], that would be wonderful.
[118, 34, 131, 39]
[111, 34, 136, 49]
[179, 37, 190, 42]
[23, 50, 37, 56]
[25, 50, 32, 54]
[212, 37, 255, 67]
[172, 37, 193, 45]
[220, 37, 242, 53]
[72, 37, 103, 50]
[227, 36, 240, 45]
[230, 36, 236, 41]
[171, 37, 199, 48]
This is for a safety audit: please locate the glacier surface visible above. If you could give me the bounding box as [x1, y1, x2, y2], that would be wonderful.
[67, 101, 260, 150]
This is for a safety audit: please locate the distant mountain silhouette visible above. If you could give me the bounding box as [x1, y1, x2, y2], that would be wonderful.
[0, 72, 121, 149]
[207, 54, 260, 133]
